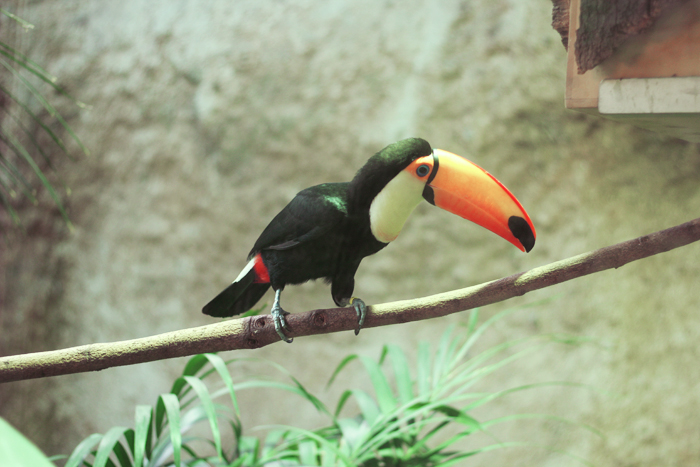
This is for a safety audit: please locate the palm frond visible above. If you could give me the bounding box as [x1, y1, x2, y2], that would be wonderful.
[0, 8, 88, 230]
[63, 304, 600, 466]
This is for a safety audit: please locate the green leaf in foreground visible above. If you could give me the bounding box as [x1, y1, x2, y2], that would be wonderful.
[0, 417, 56, 467]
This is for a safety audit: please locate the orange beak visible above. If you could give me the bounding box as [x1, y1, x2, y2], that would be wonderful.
[410, 149, 536, 252]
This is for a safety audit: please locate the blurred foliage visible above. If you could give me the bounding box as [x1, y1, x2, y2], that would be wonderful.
[0, 7, 88, 231]
[0, 417, 57, 467]
[52, 309, 599, 467]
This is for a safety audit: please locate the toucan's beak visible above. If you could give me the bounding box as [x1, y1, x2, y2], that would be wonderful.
[421, 149, 536, 252]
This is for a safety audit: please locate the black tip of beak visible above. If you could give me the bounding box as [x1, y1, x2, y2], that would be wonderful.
[508, 216, 535, 253]
[422, 185, 436, 205]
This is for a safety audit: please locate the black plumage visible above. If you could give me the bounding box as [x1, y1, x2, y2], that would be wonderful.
[203, 138, 432, 338]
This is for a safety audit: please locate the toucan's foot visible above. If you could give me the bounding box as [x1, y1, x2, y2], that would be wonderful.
[271, 288, 292, 343]
[271, 304, 292, 343]
[349, 297, 366, 335]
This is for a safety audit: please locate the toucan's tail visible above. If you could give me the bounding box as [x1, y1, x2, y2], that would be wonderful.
[203, 254, 271, 318]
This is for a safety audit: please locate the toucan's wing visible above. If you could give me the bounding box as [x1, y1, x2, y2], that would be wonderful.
[249, 182, 349, 257]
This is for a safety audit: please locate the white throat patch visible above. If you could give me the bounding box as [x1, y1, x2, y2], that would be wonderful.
[369, 170, 425, 243]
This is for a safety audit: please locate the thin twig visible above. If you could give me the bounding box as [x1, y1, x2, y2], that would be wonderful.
[2, 217, 699, 384]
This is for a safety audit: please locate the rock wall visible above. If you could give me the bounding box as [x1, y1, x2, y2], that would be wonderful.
[1, 0, 699, 465]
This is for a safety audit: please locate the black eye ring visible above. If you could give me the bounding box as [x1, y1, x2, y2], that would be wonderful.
[416, 164, 430, 177]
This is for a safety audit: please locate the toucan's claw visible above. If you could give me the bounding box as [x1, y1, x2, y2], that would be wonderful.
[271, 304, 292, 343]
[271, 289, 293, 343]
[349, 297, 366, 336]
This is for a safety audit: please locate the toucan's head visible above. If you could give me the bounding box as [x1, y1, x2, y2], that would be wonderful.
[352, 138, 536, 252]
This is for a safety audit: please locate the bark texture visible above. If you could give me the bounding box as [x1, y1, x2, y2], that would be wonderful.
[551, 0, 571, 49]
[551, 0, 688, 72]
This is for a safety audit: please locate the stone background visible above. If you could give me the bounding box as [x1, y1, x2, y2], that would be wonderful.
[1, 0, 699, 465]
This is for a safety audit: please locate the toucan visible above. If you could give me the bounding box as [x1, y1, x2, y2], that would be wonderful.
[203, 138, 535, 342]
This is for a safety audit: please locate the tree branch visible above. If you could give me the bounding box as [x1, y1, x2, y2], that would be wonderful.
[2, 217, 700, 384]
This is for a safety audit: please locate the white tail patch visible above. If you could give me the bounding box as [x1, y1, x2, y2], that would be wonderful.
[232, 257, 256, 283]
[369, 170, 425, 243]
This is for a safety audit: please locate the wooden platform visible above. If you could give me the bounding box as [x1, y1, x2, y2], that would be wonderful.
[566, 0, 700, 142]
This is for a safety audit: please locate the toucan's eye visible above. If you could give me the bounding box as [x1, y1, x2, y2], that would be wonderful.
[416, 164, 430, 177]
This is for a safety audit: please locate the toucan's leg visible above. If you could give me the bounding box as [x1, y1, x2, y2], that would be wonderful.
[332, 265, 366, 336]
[348, 297, 366, 336]
[271, 288, 292, 343]
[334, 297, 366, 335]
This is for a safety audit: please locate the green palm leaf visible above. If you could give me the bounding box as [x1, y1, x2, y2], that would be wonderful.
[63, 302, 598, 466]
